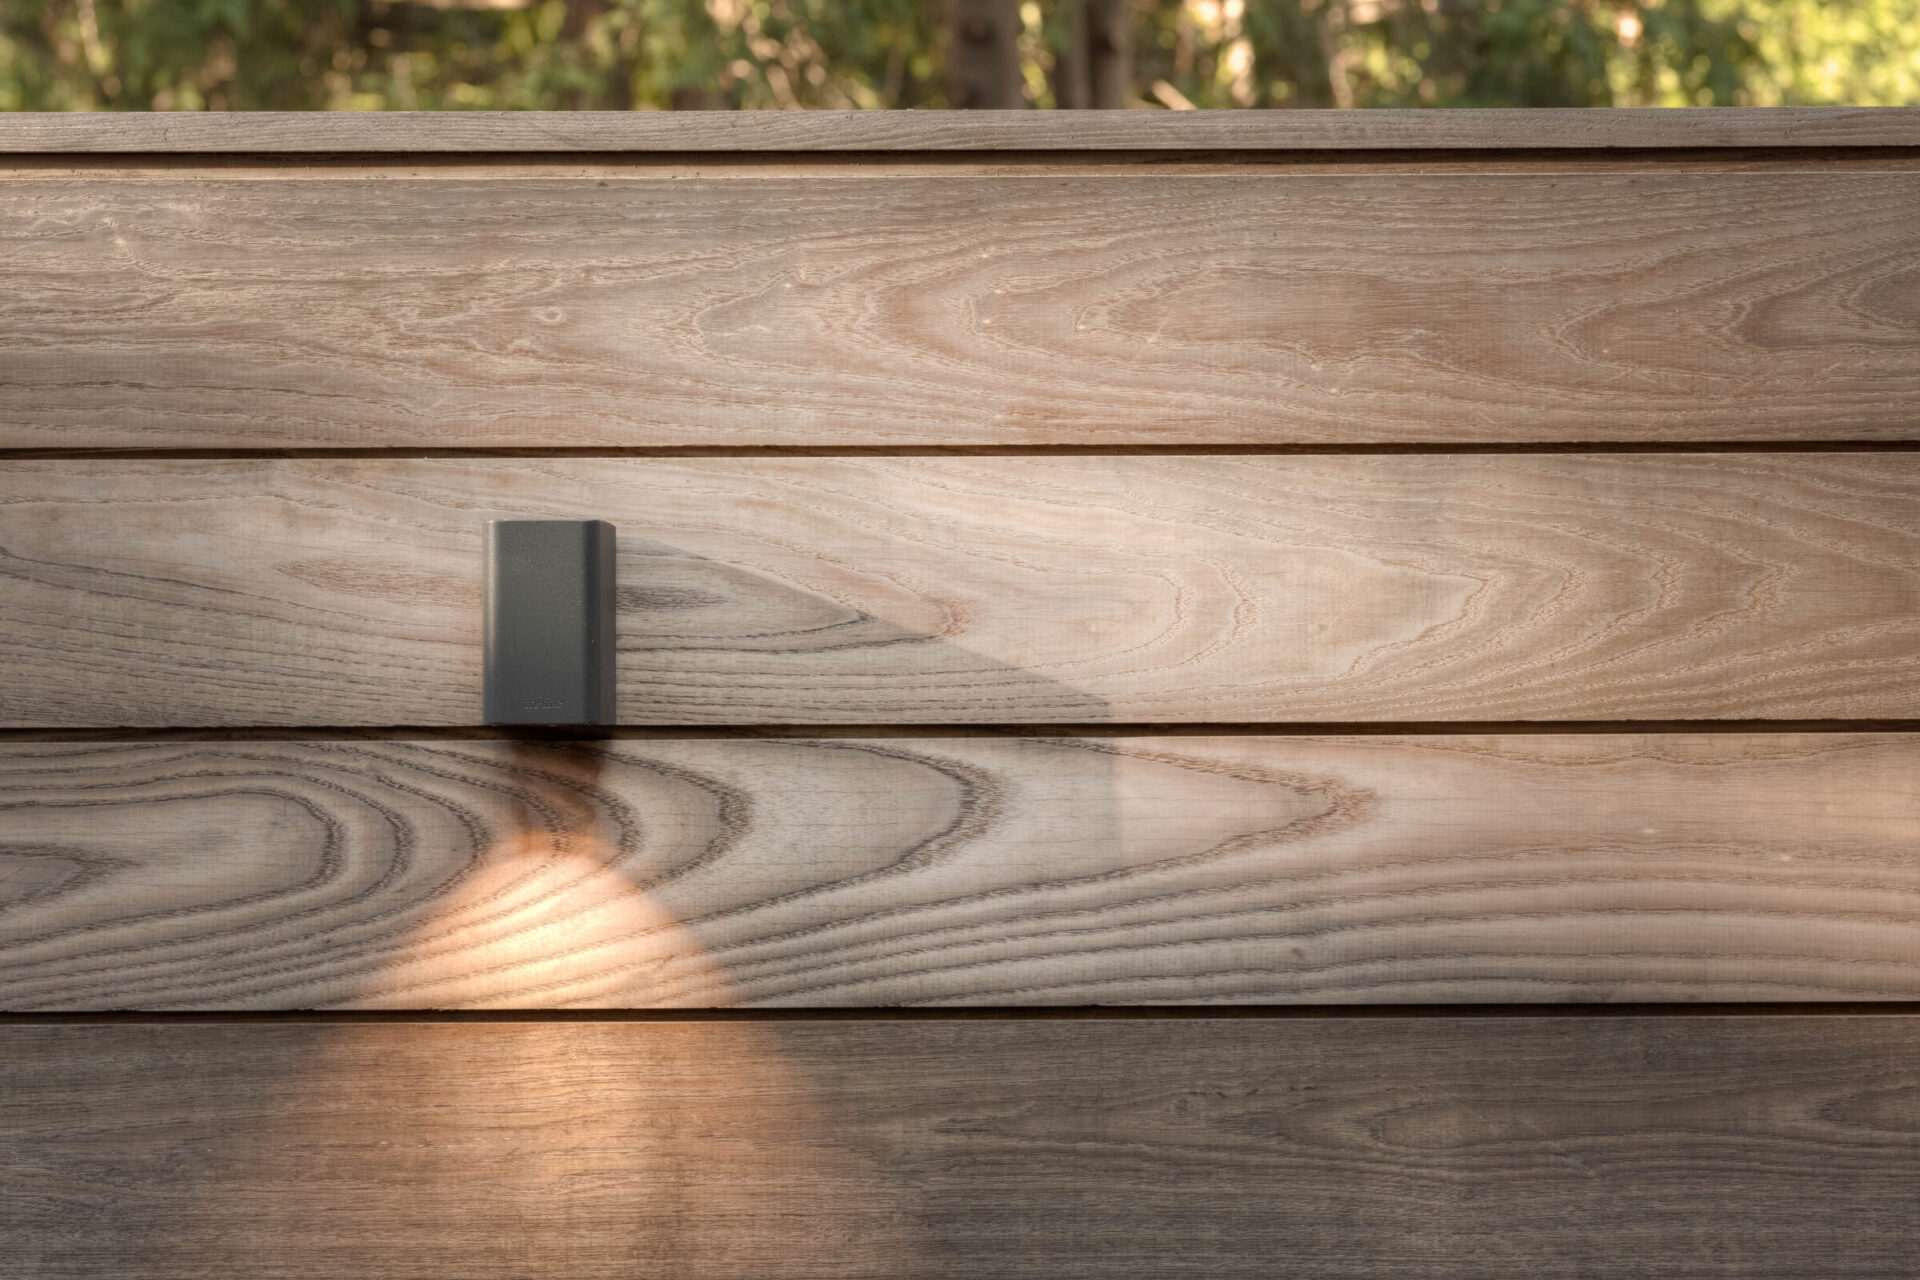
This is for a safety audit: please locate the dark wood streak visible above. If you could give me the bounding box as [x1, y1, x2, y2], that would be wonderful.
[4, 1017, 1919, 1278]
[0, 734, 1915, 1010]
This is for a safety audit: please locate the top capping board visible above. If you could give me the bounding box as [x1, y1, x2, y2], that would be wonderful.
[4, 107, 1920, 154]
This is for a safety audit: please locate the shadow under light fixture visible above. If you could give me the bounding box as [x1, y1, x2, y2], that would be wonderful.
[483, 519, 617, 726]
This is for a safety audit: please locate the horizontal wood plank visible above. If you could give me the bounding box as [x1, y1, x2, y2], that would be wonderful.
[0, 456, 1914, 726]
[4, 108, 1920, 153]
[6, 171, 1920, 447]
[1, 734, 1916, 1009]
[6, 1016, 1920, 1277]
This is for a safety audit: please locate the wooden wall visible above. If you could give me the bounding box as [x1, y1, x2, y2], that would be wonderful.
[2, 109, 1918, 1276]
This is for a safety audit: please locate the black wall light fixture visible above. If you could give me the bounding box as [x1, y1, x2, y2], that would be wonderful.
[483, 519, 617, 726]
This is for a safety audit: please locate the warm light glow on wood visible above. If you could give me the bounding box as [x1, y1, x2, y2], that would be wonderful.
[173, 1021, 912, 1277]
[342, 837, 735, 1009]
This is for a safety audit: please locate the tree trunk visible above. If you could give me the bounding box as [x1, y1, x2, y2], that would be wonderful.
[948, 0, 1024, 109]
[1085, 0, 1132, 108]
[1051, 0, 1090, 109]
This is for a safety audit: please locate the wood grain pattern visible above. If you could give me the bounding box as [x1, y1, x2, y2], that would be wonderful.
[3, 107, 1919, 153]
[0, 456, 1914, 726]
[1, 733, 1915, 1009]
[6, 171, 1920, 447]
[6, 1016, 1920, 1278]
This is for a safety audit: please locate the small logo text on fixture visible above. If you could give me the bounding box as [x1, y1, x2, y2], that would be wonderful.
[522, 697, 565, 712]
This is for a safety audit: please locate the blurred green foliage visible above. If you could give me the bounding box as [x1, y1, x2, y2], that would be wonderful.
[2, 0, 1915, 112]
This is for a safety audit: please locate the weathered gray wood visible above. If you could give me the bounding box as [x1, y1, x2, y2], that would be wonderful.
[0, 455, 1914, 726]
[5, 1016, 1919, 1278]
[2, 108, 1919, 153]
[6, 171, 1920, 447]
[0, 734, 1915, 1009]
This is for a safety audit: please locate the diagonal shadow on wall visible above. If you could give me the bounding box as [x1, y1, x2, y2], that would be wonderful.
[0, 534, 1364, 1276]
[0, 537, 1113, 1276]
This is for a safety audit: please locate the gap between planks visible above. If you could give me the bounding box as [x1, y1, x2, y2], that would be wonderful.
[2, 720, 1915, 743]
[7, 1003, 1920, 1024]
[7, 147, 1920, 169]
[4, 442, 1919, 461]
